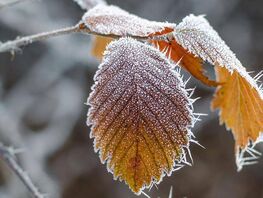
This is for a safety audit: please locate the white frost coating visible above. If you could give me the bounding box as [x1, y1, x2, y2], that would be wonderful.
[174, 14, 263, 170]
[73, 0, 106, 10]
[174, 15, 243, 72]
[174, 14, 263, 99]
[82, 4, 175, 37]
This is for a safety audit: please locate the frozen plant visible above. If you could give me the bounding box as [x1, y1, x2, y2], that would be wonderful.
[0, 0, 262, 196]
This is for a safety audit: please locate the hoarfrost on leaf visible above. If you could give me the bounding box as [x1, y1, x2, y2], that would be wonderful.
[87, 37, 195, 194]
[174, 14, 262, 92]
[174, 14, 244, 72]
[82, 4, 175, 37]
[173, 14, 263, 170]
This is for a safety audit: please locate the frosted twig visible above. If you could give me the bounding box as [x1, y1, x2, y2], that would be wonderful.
[0, 0, 34, 9]
[0, 21, 169, 54]
[0, 143, 46, 198]
[0, 25, 81, 53]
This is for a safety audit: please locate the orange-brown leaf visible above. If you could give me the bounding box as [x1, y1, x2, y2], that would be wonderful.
[91, 35, 113, 60]
[87, 38, 194, 194]
[170, 14, 263, 169]
[152, 39, 218, 87]
[212, 66, 263, 169]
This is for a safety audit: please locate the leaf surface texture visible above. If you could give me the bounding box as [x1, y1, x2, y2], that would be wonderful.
[87, 38, 193, 193]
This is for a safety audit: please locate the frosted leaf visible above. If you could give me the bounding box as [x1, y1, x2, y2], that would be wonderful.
[87, 38, 194, 194]
[82, 4, 175, 37]
[212, 66, 263, 171]
[174, 15, 243, 72]
[174, 14, 262, 93]
[174, 15, 263, 170]
[73, 0, 106, 10]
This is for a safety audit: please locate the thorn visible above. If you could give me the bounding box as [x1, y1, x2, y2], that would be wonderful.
[173, 165, 184, 171]
[190, 139, 205, 149]
[141, 191, 151, 198]
[254, 70, 263, 82]
[254, 70, 263, 80]
[186, 146, 193, 164]
[193, 112, 208, 116]
[189, 97, 201, 104]
[184, 77, 191, 86]
[247, 147, 261, 156]
[168, 186, 173, 198]
[241, 161, 258, 166]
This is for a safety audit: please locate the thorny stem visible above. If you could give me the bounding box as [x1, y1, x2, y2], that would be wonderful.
[0, 25, 81, 53]
[0, 22, 166, 54]
[0, 143, 45, 198]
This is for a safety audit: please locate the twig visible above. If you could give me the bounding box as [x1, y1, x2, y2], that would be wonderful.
[0, 143, 46, 198]
[0, 22, 159, 54]
[0, 25, 81, 53]
[0, 0, 34, 9]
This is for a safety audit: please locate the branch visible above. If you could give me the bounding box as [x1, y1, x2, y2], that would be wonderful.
[0, 25, 81, 53]
[0, 143, 46, 198]
[0, 22, 154, 54]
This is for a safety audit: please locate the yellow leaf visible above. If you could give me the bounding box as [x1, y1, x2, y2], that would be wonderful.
[170, 14, 263, 169]
[87, 38, 194, 194]
[212, 66, 263, 169]
[150, 27, 218, 87]
[91, 35, 113, 60]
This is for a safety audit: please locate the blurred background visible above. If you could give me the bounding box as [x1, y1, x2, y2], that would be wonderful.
[0, 0, 262, 197]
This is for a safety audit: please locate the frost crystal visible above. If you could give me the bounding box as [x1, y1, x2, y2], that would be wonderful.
[73, 0, 106, 10]
[87, 38, 195, 194]
[82, 4, 175, 37]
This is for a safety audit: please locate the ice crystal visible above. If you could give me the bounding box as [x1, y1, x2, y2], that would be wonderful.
[82, 4, 175, 37]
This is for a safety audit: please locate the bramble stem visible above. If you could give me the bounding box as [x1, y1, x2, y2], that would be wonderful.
[0, 22, 159, 54]
[0, 25, 81, 53]
[0, 143, 46, 198]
